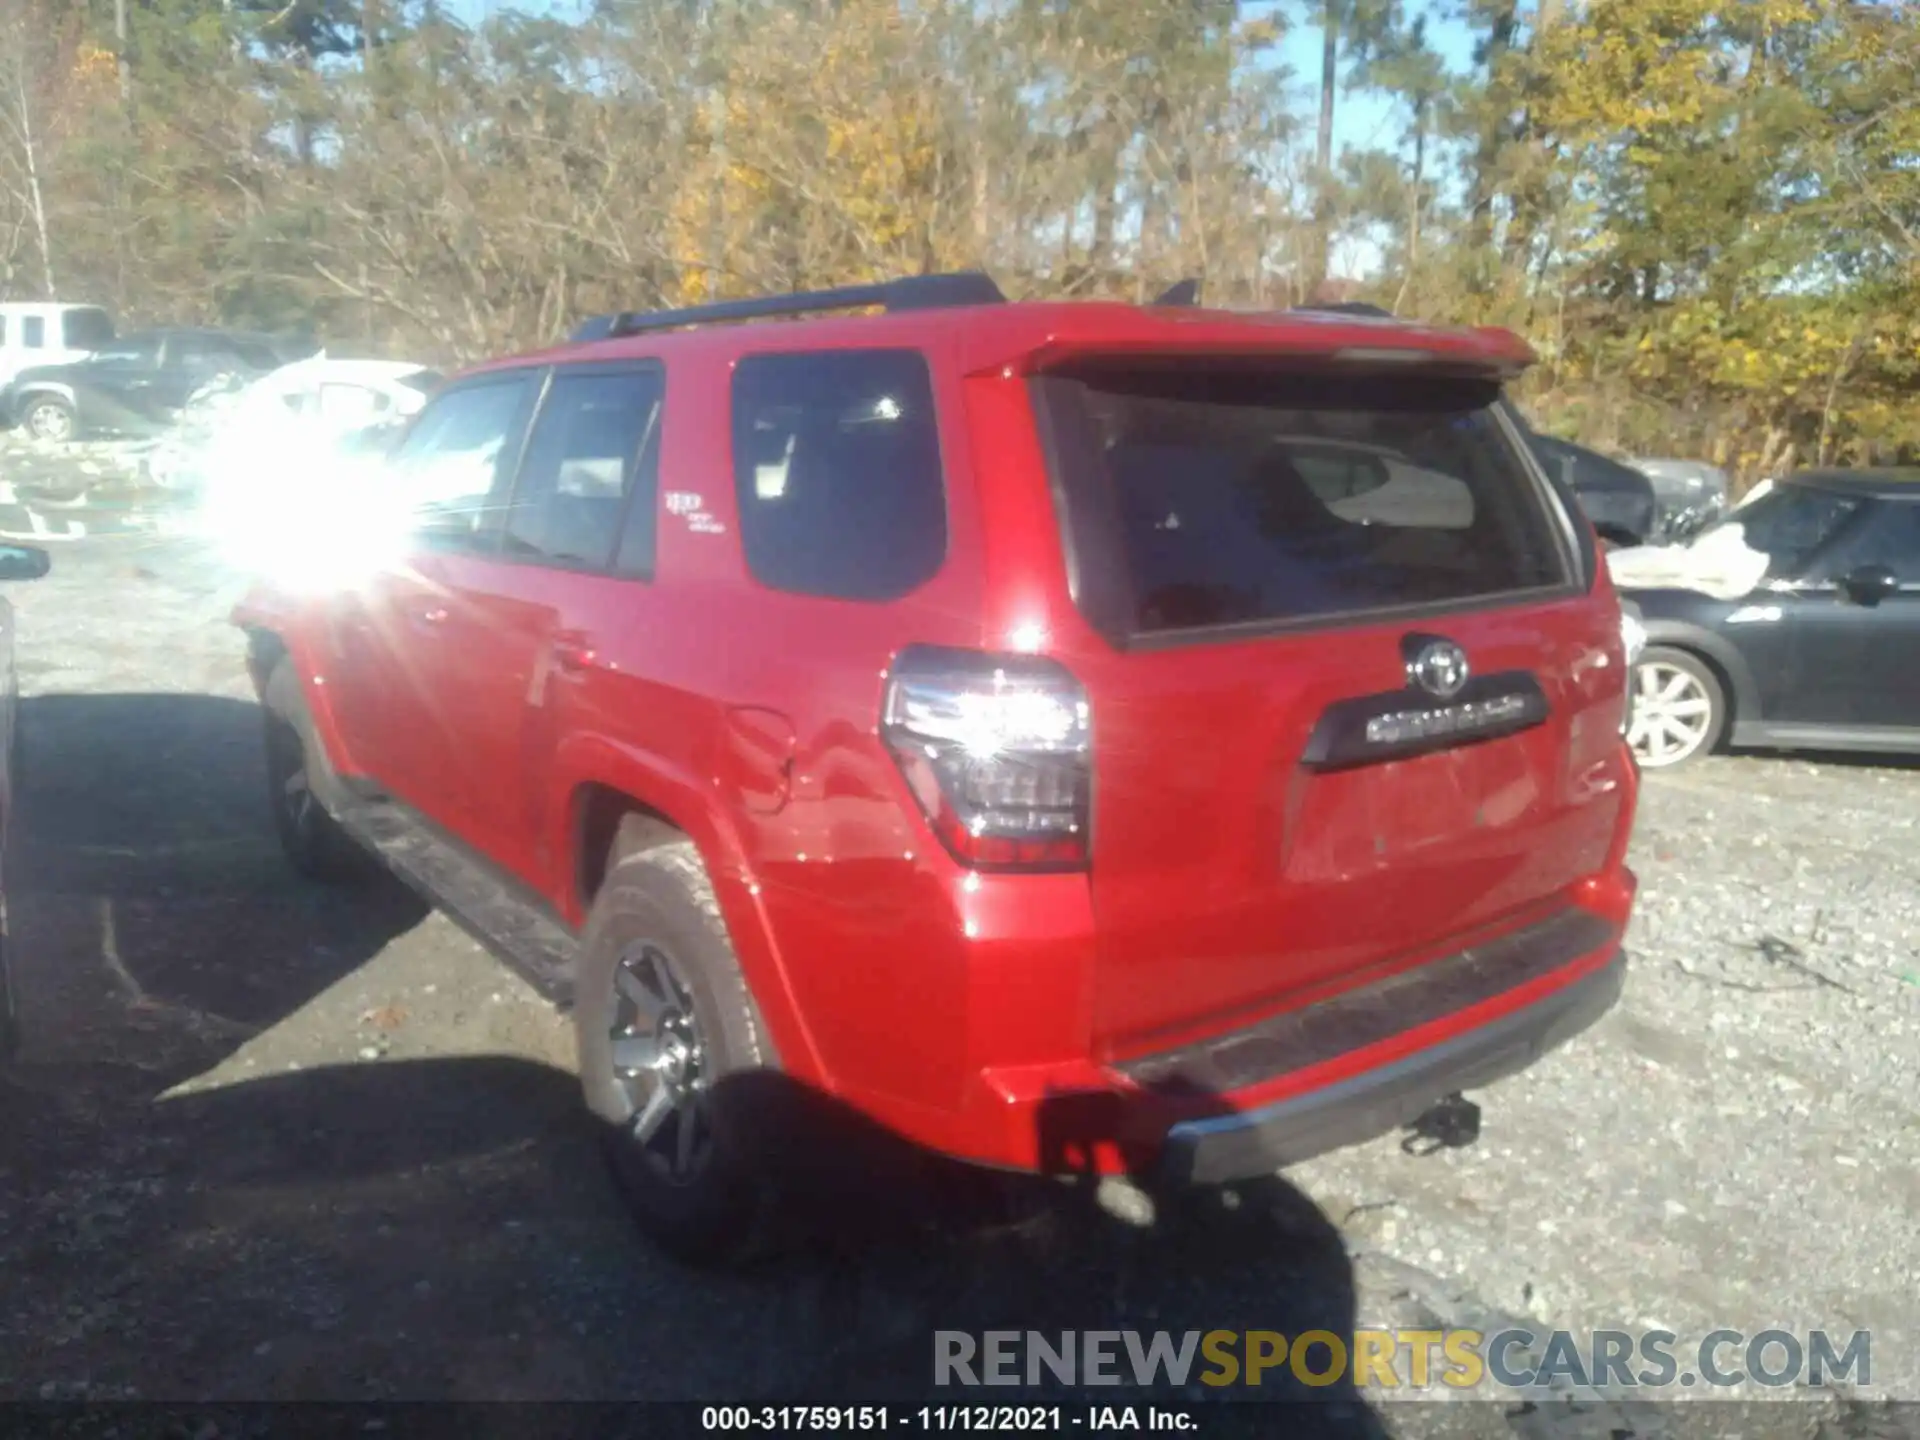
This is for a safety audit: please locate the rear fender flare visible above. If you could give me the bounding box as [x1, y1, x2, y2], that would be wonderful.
[546, 733, 825, 1085]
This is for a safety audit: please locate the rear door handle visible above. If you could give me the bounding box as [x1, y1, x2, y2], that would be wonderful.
[411, 605, 448, 629]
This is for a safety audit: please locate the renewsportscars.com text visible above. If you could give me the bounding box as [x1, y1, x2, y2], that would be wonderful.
[933, 1328, 1870, 1392]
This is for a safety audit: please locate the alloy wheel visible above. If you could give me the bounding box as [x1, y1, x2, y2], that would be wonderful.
[1627, 660, 1717, 767]
[26, 402, 71, 443]
[607, 941, 712, 1185]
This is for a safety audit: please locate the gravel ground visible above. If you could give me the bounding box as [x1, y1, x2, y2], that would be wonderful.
[0, 519, 1914, 1436]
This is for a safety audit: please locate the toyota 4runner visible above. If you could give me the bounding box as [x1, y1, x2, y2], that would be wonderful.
[233, 274, 1640, 1262]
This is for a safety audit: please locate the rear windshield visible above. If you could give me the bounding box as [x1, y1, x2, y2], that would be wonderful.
[1036, 365, 1570, 637]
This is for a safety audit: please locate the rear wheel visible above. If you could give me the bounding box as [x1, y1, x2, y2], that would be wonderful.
[573, 831, 776, 1266]
[22, 396, 75, 444]
[262, 661, 369, 881]
[1628, 646, 1727, 768]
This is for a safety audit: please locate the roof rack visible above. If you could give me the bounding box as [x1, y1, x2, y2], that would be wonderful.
[570, 271, 1008, 343]
[1290, 301, 1398, 319]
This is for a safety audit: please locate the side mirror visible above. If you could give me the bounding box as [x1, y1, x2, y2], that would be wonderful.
[0, 543, 51, 582]
[1838, 563, 1900, 607]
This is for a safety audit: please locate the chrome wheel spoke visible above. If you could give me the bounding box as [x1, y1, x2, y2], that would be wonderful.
[606, 941, 712, 1185]
[609, 1032, 658, 1074]
[630, 1081, 675, 1146]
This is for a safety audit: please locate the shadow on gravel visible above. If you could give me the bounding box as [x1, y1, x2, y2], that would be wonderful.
[6, 691, 427, 1100]
[0, 694, 1377, 1429]
[0, 1054, 1379, 1433]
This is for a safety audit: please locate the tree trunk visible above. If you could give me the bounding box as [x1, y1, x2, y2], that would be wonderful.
[1408, 100, 1426, 270]
[114, 0, 130, 103]
[1308, 0, 1338, 292]
[1467, 0, 1518, 264]
[15, 84, 54, 298]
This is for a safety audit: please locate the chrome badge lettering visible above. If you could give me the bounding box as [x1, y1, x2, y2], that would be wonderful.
[1366, 693, 1529, 746]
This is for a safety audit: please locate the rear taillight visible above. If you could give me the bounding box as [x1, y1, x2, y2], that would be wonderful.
[881, 646, 1091, 871]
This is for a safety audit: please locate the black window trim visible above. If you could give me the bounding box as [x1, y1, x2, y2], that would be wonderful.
[486, 358, 668, 579]
[1028, 368, 1590, 655]
[727, 344, 952, 605]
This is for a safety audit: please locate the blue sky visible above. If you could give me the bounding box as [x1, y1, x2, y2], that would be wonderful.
[1269, 1, 1479, 160]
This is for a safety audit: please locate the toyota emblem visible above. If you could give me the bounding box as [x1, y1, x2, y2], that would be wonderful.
[1405, 636, 1470, 699]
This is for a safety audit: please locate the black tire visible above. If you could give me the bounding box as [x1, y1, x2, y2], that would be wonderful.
[574, 829, 777, 1266]
[262, 660, 370, 882]
[1629, 645, 1729, 769]
[21, 395, 76, 444]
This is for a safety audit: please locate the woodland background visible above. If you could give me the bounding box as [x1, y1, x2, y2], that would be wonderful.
[1, 0, 1915, 485]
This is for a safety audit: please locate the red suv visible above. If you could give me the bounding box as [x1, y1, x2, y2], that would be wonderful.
[234, 275, 1639, 1262]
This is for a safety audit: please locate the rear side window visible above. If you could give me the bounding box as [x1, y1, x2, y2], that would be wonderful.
[730, 350, 946, 601]
[504, 367, 663, 571]
[62, 308, 113, 350]
[22, 317, 44, 348]
[1036, 366, 1569, 637]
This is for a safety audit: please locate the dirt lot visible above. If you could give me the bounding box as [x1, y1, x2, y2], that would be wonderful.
[1, 523, 1916, 1434]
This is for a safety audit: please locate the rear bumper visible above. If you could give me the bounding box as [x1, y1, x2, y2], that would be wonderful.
[1158, 946, 1625, 1184]
[922, 894, 1631, 1181]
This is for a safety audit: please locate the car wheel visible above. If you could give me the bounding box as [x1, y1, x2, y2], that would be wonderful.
[262, 660, 370, 882]
[22, 396, 75, 444]
[1627, 646, 1727, 768]
[574, 830, 777, 1266]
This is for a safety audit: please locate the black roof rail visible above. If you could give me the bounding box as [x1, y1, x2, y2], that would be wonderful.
[570, 271, 1008, 343]
[1290, 301, 1397, 319]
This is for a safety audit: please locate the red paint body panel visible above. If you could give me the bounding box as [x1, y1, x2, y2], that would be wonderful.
[235, 298, 1639, 1177]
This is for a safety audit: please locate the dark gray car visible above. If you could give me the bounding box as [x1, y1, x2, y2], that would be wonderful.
[1618, 470, 1920, 767]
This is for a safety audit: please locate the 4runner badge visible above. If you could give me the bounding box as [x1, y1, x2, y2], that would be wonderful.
[1404, 636, 1470, 699]
[664, 490, 727, 536]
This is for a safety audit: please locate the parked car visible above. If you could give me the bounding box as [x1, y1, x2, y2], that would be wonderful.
[234, 273, 1640, 1261]
[0, 302, 115, 388]
[1629, 456, 1731, 542]
[1521, 430, 1660, 549]
[150, 356, 442, 494]
[0, 540, 53, 1062]
[0, 327, 310, 442]
[1614, 468, 1920, 767]
[1630, 456, 1730, 512]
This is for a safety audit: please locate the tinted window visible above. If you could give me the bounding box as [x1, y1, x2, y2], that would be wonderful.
[22, 317, 44, 348]
[389, 376, 535, 550]
[0, 317, 9, 345]
[505, 368, 663, 571]
[62, 309, 113, 350]
[1041, 367, 1566, 635]
[1716, 484, 1862, 579]
[228, 337, 282, 371]
[731, 350, 947, 601]
[1817, 499, 1920, 584]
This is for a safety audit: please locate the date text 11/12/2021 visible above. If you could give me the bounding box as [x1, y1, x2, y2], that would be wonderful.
[701, 1407, 1196, 1432]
